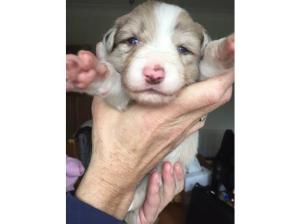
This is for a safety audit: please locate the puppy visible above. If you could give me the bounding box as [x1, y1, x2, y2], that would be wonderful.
[70, 1, 234, 223]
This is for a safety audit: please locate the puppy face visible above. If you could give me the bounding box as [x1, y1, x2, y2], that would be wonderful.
[103, 1, 209, 105]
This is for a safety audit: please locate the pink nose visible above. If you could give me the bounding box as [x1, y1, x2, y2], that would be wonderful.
[143, 64, 165, 85]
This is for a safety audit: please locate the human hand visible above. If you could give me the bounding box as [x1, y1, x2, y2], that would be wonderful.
[76, 67, 233, 219]
[136, 161, 184, 224]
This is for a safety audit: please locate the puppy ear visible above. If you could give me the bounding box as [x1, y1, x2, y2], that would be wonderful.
[96, 27, 117, 59]
[200, 29, 211, 55]
[102, 27, 117, 53]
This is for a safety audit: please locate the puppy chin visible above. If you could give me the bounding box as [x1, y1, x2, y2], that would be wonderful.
[128, 91, 176, 105]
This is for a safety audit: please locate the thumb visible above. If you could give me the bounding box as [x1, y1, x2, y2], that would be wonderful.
[170, 68, 234, 116]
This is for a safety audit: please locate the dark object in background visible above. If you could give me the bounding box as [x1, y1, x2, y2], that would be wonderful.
[211, 129, 234, 202]
[186, 183, 234, 224]
[75, 126, 92, 169]
[186, 130, 234, 223]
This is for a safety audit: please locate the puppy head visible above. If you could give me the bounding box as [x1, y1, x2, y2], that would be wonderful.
[102, 1, 209, 105]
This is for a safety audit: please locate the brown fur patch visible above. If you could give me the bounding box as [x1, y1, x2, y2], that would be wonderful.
[173, 10, 206, 84]
[115, 1, 157, 46]
[106, 1, 159, 73]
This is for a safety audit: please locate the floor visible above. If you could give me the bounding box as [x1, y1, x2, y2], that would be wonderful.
[156, 192, 191, 224]
[157, 202, 186, 224]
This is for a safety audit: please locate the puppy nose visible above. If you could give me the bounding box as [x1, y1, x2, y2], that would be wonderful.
[143, 64, 165, 85]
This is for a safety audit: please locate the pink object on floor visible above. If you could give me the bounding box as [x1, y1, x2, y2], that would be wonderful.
[66, 156, 85, 192]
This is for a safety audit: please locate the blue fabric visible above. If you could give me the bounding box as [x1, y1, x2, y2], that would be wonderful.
[67, 192, 124, 224]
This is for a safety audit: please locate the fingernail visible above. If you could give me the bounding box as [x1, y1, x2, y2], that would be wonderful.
[175, 163, 183, 178]
[164, 162, 171, 172]
[151, 168, 157, 174]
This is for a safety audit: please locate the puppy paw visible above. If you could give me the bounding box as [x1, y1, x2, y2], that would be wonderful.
[66, 50, 108, 92]
[216, 34, 234, 68]
[200, 34, 235, 79]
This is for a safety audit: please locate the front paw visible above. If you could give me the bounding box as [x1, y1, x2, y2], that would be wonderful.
[216, 34, 234, 68]
[200, 34, 234, 79]
[206, 34, 235, 69]
[66, 50, 108, 93]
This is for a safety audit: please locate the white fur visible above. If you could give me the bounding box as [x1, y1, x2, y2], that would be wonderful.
[126, 48, 184, 95]
[95, 42, 130, 110]
[154, 2, 182, 38]
[125, 4, 184, 101]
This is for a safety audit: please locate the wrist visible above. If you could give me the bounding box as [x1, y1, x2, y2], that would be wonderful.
[75, 161, 135, 219]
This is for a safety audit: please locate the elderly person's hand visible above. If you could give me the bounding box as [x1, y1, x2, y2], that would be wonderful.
[75, 67, 233, 219]
[135, 161, 184, 224]
[68, 34, 234, 221]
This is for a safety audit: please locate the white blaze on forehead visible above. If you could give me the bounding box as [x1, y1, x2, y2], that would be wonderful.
[153, 3, 183, 47]
[125, 2, 187, 101]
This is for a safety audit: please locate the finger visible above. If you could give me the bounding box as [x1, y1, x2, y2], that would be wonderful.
[174, 162, 184, 194]
[187, 114, 207, 133]
[194, 86, 233, 118]
[185, 85, 232, 125]
[186, 120, 206, 136]
[139, 171, 161, 224]
[161, 162, 176, 207]
[170, 68, 234, 116]
[162, 83, 232, 146]
[145, 171, 161, 207]
[177, 86, 232, 140]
